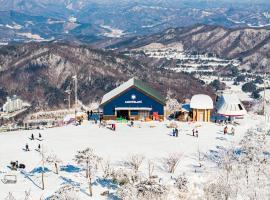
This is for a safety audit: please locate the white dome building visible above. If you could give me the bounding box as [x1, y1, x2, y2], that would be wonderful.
[216, 93, 247, 117]
[190, 94, 213, 122]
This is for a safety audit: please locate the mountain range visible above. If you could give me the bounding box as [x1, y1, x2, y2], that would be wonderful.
[106, 25, 270, 72]
[0, 0, 270, 43]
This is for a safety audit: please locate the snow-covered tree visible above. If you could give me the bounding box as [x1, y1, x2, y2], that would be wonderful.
[125, 154, 145, 174]
[100, 159, 112, 179]
[174, 175, 188, 192]
[164, 153, 182, 173]
[46, 153, 62, 174]
[116, 183, 138, 200]
[204, 127, 270, 200]
[165, 96, 181, 118]
[49, 185, 79, 200]
[204, 178, 234, 200]
[74, 148, 102, 196]
[147, 160, 155, 180]
[4, 193, 16, 200]
[112, 168, 132, 186]
[136, 180, 168, 200]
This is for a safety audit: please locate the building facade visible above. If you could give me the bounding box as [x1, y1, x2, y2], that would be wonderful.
[3, 95, 23, 113]
[100, 78, 166, 120]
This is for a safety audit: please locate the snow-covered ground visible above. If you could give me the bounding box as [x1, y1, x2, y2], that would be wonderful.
[101, 25, 125, 38]
[0, 114, 267, 199]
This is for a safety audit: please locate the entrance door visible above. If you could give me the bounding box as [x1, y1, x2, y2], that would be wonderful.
[198, 111, 204, 122]
[117, 110, 129, 120]
[138, 110, 150, 120]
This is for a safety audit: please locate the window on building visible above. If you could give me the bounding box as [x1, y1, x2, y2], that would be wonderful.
[238, 104, 243, 110]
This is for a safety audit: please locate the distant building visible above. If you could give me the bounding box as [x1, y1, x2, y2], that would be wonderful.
[3, 95, 23, 113]
[190, 94, 213, 122]
[216, 93, 247, 117]
[100, 78, 166, 120]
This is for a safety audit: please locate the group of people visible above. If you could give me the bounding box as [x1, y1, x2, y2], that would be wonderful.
[224, 126, 235, 135]
[172, 128, 179, 137]
[192, 129, 199, 137]
[25, 133, 42, 152]
[10, 161, 25, 170]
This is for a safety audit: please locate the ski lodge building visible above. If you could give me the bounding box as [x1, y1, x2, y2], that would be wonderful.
[100, 78, 166, 120]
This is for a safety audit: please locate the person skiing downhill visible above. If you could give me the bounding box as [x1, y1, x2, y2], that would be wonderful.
[25, 144, 29, 151]
[31, 134, 34, 140]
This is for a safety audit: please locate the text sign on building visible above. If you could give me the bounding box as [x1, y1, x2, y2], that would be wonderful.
[124, 94, 143, 104]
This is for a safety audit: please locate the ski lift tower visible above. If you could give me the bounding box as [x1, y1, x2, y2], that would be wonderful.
[65, 86, 71, 110]
[72, 75, 78, 119]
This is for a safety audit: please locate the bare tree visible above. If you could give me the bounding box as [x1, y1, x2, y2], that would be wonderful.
[164, 153, 182, 173]
[126, 154, 145, 173]
[147, 160, 155, 180]
[49, 185, 79, 200]
[101, 159, 112, 179]
[5, 193, 16, 200]
[74, 148, 102, 196]
[46, 153, 62, 174]
[24, 190, 31, 200]
[197, 145, 203, 168]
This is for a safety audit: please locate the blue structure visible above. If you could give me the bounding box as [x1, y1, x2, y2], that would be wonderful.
[100, 78, 166, 120]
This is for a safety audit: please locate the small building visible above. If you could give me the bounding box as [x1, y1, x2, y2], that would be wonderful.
[216, 93, 247, 117]
[190, 94, 213, 122]
[100, 78, 166, 120]
[3, 95, 23, 113]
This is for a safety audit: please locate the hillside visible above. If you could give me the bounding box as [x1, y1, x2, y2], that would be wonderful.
[0, 42, 213, 109]
[107, 25, 270, 72]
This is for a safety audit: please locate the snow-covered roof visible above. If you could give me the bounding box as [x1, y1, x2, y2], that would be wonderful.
[100, 78, 166, 106]
[216, 93, 247, 116]
[190, 94, 213, 109]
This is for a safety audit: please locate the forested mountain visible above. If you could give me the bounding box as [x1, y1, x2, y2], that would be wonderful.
[0, 42, 213, 108]
[106, 25, 270, 72]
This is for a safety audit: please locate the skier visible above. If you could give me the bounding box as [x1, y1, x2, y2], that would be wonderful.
[196, 129, 199, 137]
[25, 144, 29, 151]
[38, 144, 41, 151]
[99, 114, 103, 124]
[224, 126, 228, 134]
[112, 123, 116, 131]
[192, 129, 195, 137]
[31, 134, 34, 140]
[87, 110, 90, 120]
[39, 133, 42, 139]
[172, 128, 175, 137]
[175, 128, 179, 137]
